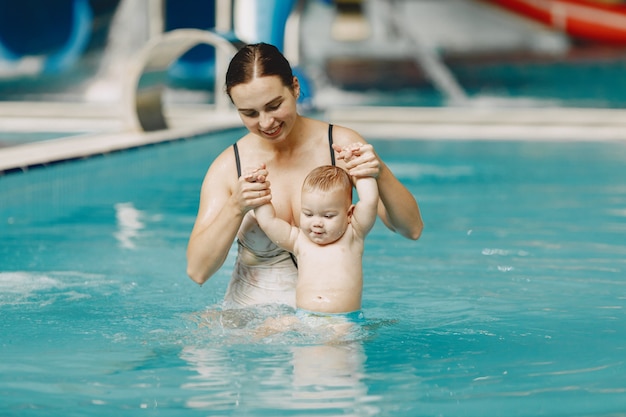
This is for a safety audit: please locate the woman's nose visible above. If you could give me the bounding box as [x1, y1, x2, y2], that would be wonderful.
[259, 112, 273, 129]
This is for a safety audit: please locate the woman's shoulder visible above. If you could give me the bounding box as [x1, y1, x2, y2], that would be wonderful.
[205, 139, 241, 180]
[329, 122, 366, 146]
[301, 116, 366, 145]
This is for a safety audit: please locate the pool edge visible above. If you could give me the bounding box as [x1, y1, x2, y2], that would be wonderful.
[3, 104, 626, 174]
[0, 104, 242, 174]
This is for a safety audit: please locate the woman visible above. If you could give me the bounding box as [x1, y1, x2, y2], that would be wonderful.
[186, 43, 423, 308]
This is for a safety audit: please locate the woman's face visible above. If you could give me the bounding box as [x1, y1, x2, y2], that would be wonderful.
[229, 75, 299, 142]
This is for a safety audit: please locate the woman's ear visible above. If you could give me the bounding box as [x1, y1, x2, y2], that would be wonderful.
[292, 76, 300, 98]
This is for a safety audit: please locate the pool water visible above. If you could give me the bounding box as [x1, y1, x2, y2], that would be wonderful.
[0, 131, 82, 148]
[1, 130, 625, 416]
[316, 49, 626, 109]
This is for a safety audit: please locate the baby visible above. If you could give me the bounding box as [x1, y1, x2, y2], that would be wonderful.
[247, 144, 379, 333]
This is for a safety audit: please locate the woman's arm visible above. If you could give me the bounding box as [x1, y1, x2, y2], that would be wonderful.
[186, 154, 271, 285]
[333, 131, 423, 240]
[375, 160, 423, 240]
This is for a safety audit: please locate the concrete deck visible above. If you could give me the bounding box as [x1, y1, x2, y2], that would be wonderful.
[0, 102, 241, 173]
[2, 101, 626, 174]
[327, 106, 626, 141]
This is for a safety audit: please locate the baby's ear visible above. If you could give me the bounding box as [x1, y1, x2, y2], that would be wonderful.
[347, 204, 356, 219]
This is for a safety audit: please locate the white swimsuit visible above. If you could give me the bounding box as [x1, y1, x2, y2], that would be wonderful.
[224, 125, 336, 308]
[223, 215, 298, 308]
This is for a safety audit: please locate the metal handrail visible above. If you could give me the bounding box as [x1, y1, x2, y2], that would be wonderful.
[125, 28, 238, 131]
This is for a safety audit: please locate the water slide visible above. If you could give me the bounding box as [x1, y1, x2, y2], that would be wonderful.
[484, 0, 626, 44]
[0, 0, 310, 95]
[0, 0, 95, 74]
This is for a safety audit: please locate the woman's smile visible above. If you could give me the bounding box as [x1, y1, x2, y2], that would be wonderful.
[262, 123, 282, 138]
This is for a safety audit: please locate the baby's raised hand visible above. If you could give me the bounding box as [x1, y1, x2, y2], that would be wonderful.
[333, 143, 381, 179]
[333, 143, 361, 163]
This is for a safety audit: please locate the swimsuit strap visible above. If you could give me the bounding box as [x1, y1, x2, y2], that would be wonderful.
[328, 124, 336, 166]
[233, 142, 241, 178]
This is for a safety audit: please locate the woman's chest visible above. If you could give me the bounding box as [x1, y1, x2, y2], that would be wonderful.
[268, 157, 332, 221]
[268, 171, 307, 224]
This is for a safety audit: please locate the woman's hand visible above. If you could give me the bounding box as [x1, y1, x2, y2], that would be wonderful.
[238, 164, 272, 213]
[334, 141, 423, 240]
[333, 143, 381, 179]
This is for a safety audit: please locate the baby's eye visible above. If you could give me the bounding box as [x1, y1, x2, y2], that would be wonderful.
[324, 214, 335, 219]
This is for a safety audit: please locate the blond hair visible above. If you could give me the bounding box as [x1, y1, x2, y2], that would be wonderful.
[302, 166, 353, 201]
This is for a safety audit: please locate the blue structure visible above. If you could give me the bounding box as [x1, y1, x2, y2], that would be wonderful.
[232, 0, 313, 106]
[0, 0, 313, 104]
[233, 0, 296, 52]
[0, 0, 93, 74]
[164, 0, 312, 104]
[164, 0, 221, 89]
[234, 0, 313, 104]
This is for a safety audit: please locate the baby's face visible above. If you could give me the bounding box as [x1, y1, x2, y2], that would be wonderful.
[299, 188, 351, 245]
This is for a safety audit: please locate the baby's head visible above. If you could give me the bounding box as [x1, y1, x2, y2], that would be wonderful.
[302, 165, 353, 203]
[300, 166, 354, 245]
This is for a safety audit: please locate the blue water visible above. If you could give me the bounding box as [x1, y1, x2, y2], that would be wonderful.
[0, 132, 82, 147]
[1, 130, 626, 416]
[324, 51, 626, 109]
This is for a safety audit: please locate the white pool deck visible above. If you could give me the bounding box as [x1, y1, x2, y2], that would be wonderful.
[1, 101, 626, 173]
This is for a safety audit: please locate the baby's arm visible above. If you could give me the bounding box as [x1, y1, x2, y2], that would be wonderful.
[342, 144, 379, 237]
[246, 170, 299, 253]
[255, 203, 298, 252]
[352, 176, 379, 237]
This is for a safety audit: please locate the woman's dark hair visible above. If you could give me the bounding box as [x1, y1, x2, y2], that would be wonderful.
[225, 43, 294, 98]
